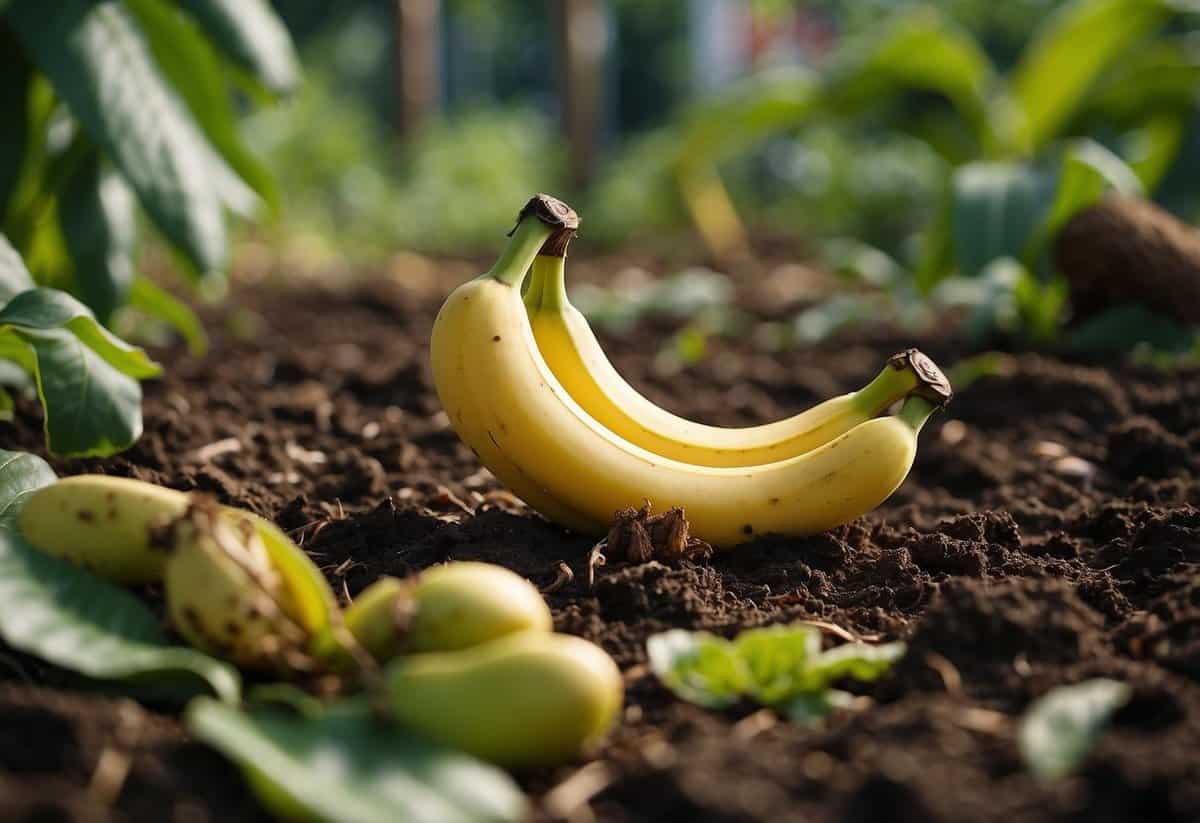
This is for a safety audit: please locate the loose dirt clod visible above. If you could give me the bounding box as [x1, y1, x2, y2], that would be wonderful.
[4, 282, 1200, 822]
[1055, 194, 1200, 324]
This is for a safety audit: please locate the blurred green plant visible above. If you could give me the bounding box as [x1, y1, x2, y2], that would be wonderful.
[672, 0, 1199, 348]
[244, 83, 565, 260]
[676, 0, 1198, 250]
[0, 0, 296, 455]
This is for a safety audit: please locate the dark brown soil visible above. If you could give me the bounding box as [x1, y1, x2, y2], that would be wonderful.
[1, 268, 1199, 823]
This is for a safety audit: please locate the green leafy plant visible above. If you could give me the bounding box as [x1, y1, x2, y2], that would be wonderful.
[0, 0, 296, 455]
[670, 0, 1200, 348]
[1018, 678, 1132, 781]
[188, 698, 528, 823]
[647, 624, 904, 726]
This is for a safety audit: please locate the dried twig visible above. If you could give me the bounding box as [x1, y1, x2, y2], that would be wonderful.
[540, 561, 575, 594]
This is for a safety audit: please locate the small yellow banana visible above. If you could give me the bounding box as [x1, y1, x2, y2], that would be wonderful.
[525, 252, 929, 467]
[430, 195, 950, 547]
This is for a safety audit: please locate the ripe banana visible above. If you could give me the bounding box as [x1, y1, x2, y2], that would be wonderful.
[525, 252, 929, 467]
[430, 195, 951, 547]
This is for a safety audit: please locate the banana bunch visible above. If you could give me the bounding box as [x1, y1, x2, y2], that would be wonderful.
[431, 195, 951, 547]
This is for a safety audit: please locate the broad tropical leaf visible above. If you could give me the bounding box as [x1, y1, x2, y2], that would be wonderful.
[124, 0, 275, 213]
[177, 0, 300, 94]
[187, 699, 529, 823]
[7, 0, 229, 275]
[1008, 0, 1170, 150]
[0, 287, 161, 378]
[59, 151, 137, 323]
[9, 327, 144, 456]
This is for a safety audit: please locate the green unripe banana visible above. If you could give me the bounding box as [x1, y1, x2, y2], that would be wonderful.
[384, 632, 623, 768]
[164, 503, 313, 672]
[17, 475, 189, 584]
[343, 562, 553, 665]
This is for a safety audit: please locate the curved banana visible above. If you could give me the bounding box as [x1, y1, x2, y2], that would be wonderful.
[430, 196, 951, 547]
[525, 253, 931, 467]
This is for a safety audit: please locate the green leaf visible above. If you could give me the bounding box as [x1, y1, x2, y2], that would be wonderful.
[822, 6, 994, 141]
[647, 629, 749, 709]
[733, 624, 821, 704]
[0, 287, 161, 378]
[802, 641, 906, 689]
[0, 448, 56, 529]
[186, 699, 529, 823]
[0, 233, 35, 303]
[127, 276, 208, 356]
[58, 151, 137, 324]
[2, 325, 144, 457]
[951, 162, 1056, 278]
[124, 0, 276, 213]
[0, 453, 239, 701]
[0, 29, 32, 220]
[176, 0, 300, 95]
[0, 386, 12, 421]
[1008, 0, 1170, 151]
[7, 0, 228, 275]
[1018, 678, 1132, 781]
[1125, 114, 1187, 192]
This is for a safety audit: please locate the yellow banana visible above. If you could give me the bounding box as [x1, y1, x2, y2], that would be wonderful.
[525, 252, 931, 467]
[430, 195, 950, 547]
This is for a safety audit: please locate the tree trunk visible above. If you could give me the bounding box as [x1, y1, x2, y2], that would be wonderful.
[394, 0, 441, 137]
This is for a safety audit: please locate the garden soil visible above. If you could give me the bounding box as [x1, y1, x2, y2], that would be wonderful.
[1, 265, 1199, 822]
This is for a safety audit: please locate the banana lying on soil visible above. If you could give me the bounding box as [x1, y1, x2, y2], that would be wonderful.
[430, 195, 951, 547]
[385, 631, 623, 768]
[525, 250, 927, 467]
[342, 562, 552, 664]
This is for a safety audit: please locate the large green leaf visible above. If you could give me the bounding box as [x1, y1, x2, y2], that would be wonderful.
[0, 28, 31, 220]
[0, 287, 161, 378]
[951, 162, 1056, 278]
[7, 0, 228, 275]
[0, 451, 239, 701]
[128, 276, 208, 356]
[0, 449, 56, 530]
[1008, 0, 1170, 151]
[822, 6, 994, 141]
[177, 0, 300, 95]
[0, 530, 241, 701]
[0, 325, 144, 457]
[0, 232, 35, 303]
[187, 699, 529, 823]
[58, 150, 137, 324]
[124, 0, 276, 214]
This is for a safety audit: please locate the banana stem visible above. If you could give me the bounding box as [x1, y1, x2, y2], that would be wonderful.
[485, 194, 580, 288]
[849, 361, 922, 416]
[896, 395, 938, 432]
[483, 218, 554, 288]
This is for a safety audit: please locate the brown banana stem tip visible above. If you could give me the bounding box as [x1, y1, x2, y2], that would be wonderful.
[888, 348, 953, 407]
[509, 193, 579, 257]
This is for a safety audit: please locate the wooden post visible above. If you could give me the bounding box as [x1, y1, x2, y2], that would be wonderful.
[394, 0, 441, 137]
[556, 0, 607, 188]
